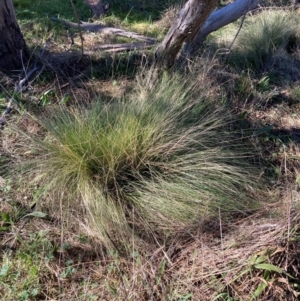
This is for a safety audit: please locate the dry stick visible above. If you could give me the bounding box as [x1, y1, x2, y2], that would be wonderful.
[67, 30, 75, 51]
[91, 42, 156, 53]
[218, 207, 231, 297]
[0, 64, 38, 126]
[213, 6, 252, 64]
[226, 10, 247, 55]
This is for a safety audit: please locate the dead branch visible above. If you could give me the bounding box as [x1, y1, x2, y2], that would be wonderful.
[91, 42, 156, 53]
[50, 17, 157, 44]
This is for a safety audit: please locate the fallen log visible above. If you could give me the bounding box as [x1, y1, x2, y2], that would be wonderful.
[50, 17, 157, 44]
[92, 42, 156, 52]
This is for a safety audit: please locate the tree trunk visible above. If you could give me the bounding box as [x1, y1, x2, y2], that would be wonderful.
[155, 0, 217, 69]
[0, 0, 28, 72]
[184, 0, 261, 56]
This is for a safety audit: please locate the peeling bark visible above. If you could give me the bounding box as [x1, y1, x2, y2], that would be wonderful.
[155, 0, 217, 69]
[155, 0, 261, 68]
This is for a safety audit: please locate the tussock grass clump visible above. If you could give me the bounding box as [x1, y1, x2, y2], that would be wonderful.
[232, 10, 299, 71]
[19, 72, 261, 251]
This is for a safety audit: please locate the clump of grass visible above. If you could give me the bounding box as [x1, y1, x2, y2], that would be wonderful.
[231, 10, 299, 71]
[18, 72, 262, 251]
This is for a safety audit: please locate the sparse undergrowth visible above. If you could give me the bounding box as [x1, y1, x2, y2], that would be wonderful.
[1, 1, 300, 300]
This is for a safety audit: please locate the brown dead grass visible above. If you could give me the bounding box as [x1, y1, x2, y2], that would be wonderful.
[1, 186, 299, 300]
[1, 112, 299, 301]
[1, 7, 300, 299]
[1, 78, 300, 300]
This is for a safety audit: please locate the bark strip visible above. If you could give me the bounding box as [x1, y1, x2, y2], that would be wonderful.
[155, 0, 217, 69]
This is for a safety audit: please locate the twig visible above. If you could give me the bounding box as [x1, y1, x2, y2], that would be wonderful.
[227, 11, 247, 54]
[67, 30, 75, 51]
[0, 63, 38, 126]
[226, 0, 255, 56]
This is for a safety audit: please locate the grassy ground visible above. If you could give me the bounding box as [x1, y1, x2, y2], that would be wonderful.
[1, 0, 300, 300]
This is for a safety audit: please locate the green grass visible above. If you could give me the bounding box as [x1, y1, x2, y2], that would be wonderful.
[103, 0, 182, 22]
[14, 0, 90, 46]
[15, 71, 262, 252]
[12, 0, 181, 23]
[230, 10, 299, 71]
[12, 0, 184, 51]
[2, 2, 300, 300]
[0, 231, 54, 301]
[14, 0, 90, 21]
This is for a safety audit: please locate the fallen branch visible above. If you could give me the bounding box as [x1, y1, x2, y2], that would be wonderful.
[92, 42, 156, 53]
[50, 17, 157, 44]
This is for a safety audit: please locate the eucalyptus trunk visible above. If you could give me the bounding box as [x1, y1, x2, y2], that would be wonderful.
[0, 0, 28, 72]
[155, 0, 217, 69]
[184, 0, 261, 57]
[155, 0, 261, 69]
